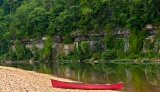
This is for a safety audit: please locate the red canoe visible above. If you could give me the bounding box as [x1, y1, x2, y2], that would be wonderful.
[51, 79, 123, 90]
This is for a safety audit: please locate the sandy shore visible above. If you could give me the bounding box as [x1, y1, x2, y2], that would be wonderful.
[0, 66, 122, 92]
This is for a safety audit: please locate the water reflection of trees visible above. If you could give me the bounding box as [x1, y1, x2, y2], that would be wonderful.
[55, 62, 126, 83]
[33, 62, 52, 74]
[31, 62, 160, 92]
[61, 63, 160, 91]
[144, 65, 160, 86]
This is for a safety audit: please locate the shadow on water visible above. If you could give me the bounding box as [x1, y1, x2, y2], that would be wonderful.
[5, 61, 160, 92]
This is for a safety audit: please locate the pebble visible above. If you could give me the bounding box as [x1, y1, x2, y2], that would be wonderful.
[0, 66, 122, 92]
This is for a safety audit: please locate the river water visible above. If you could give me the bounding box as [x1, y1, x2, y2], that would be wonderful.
[7, 62, 160, 92]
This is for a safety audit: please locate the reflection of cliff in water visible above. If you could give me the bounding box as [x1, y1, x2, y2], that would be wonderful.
[50, 63, 160, 92]
[145, 66, 160, 87]
[125, 69, 134, 92]
[6, 62, 160, 92]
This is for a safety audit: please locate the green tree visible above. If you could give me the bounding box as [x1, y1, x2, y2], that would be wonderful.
[101, 49, 117, 60]
[0, 9, 6, 38]
[15, 3, 29, 38]
[28, 7, 49, 38]
[43, 36, 53, 60]
[129, 29, 146, 54]
[8, 47, 16, 60]
[81, 41, 92, 59]
[2, 0, 23, 14]
[0, 40, 9, 55]
[14, 39, 24, 60]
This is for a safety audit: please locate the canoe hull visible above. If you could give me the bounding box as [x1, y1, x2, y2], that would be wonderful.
[51, 79, 123, 90]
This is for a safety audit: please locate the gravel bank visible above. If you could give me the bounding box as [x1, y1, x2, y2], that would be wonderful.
[0, 66, 122, 92]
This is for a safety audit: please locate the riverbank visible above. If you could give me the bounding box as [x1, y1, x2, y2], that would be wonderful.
[0, 66, 122, 92]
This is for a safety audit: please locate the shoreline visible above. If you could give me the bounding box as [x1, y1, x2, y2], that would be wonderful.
[0, 66, 122, 92]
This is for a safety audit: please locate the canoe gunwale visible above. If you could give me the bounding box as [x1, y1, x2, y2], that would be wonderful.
[51, 79, 123, 90]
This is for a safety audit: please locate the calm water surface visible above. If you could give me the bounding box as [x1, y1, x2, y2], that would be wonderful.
[7, 62, 160, 92]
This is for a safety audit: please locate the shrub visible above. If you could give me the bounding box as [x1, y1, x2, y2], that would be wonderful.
[81, 41, 92, 58]
[129, 53, 142, 59]
[56, 53, 65, 60]
[95, 42, 103, 52]
[92, 52, 101, 60]
[25, 48, 33, 59]
[14, 39, 24, 60]
[14, 39, 33, 60]
[117, 50, 130, 59]
[89, 35, 99, 41]
[101, 49, 117, 60]
[38, 49, 44, 61]
[8, 47, 17, 60]
[63, 35, 74, 44]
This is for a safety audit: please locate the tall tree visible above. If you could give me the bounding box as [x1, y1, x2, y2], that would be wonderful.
[15, 4, 29, 38]
[28, 7, 49, 38]
[43, 36, 53, 59]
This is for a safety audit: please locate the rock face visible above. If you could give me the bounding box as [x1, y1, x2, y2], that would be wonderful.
[0, 66, 121, 92]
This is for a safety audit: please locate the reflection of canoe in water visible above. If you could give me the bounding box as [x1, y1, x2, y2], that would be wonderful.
[51, 79, 123, 90]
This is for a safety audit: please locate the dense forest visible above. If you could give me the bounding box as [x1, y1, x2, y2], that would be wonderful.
[0, 0, 160, 62]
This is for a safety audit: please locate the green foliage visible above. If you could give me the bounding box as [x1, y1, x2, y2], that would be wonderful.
[14, 39, 24, 60]
[82, 7, 93, 15]
[89, 35, 99, 41]
[43, 36, 53, 59]
[38, 48, 44, 61]
[105, 24, 113, 33]
[56, 52, 78, 60]
[117, 50, 129, 59]
[101, 49, 117, 60]
[130, 52, 146, 59]
[31, 44, 39, 61]
[14, 39, 33, 60]
[92, 52, 101, 60]
[77, 44, 85, 60]
[25, 48, 33, 59]
[56, 53, 65, 60]
[8, 47, 16, 60]
[94, 42, 103, 52]
[129, 29, 146, 54]
[104, 34, 114, 49]
[81, 41, 92, 58]
[0, 0, 159, 39]
[0, 0, 160, 60]
[0, 40, 9, 55]
[63, 35, 73, 44]
[28, 7, 49, 38]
